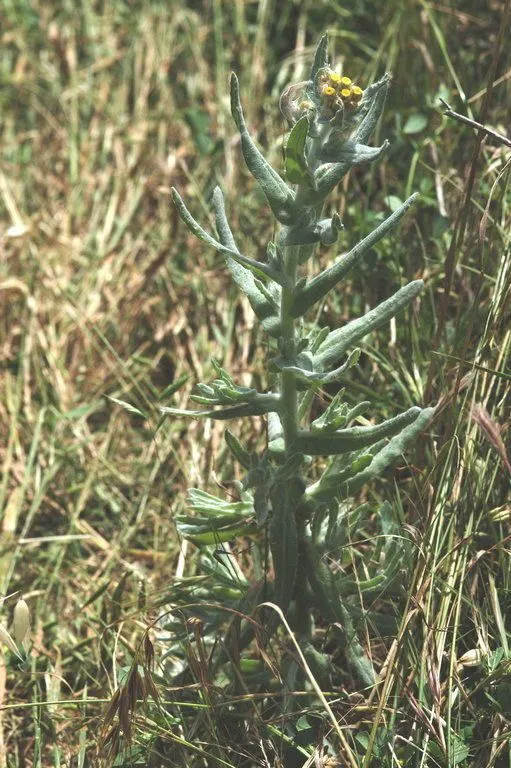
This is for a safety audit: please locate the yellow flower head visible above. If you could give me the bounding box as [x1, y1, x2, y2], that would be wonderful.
[328, 72, 342, 85]
[322, 85, 337, 98]
[340, 88, 352, 100]
[340, 76, 352, 88]
[351, 85, 364, 102]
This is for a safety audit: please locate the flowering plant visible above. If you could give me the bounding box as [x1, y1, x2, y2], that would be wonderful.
[166, 33, 433, 690]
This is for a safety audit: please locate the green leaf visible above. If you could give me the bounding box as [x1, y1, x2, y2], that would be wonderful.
[272, 349, 360, 386]
[187, 488, 253, 517]
[224, 430, 251, 469]
[309, 33, 329, 84]
[350, 454, 373, 473]
[172, 187, 281, 284]
[57, 402, 104, 420]
[160, 393, 280, 421]
[176, 517, 257, 545]
[212, 187, 281, 337]
[429, 732, 470, 765]
[314, 140, 389, 199]
[315, 280, 424, 368]
[291, 194, 419, 317]
[230, 73, 296, 224]
[267, 412, 285, 455]
[293, 407, 422, 455]
[307, 407, 435, 504]
[353, 74, 391, 144]
[403, 113, 428, 134]
[345, 407, 435, 496]
[284, 116, 312, 186]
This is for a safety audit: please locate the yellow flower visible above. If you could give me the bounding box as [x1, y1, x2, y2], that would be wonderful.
[322, 86, 337, 98]
[351, 85, 364, 102]
[340, 88, 352, 100]
[340, 76, 352, 88]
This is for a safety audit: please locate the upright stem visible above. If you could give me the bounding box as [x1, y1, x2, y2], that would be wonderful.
[280, 242, 299, 447]
[277, 215, 317, 644]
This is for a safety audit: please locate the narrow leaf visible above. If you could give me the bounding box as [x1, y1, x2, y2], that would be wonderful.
[211, 186, 238, 251]
[347, 407, 434, 494]
[284, 116, 312, 185]
[292, 194, 418, 317]
[315, 280, 424, 368]
[307, 407, 435, 503]
[276, 349, 360, 386]
[293, 407, 422, 455]
[268, 412, 285, 455]
[212, 187, 281, 336]
[314, 141, 390, 199]
[230, 74, 296, 223]
[352, 74, 391, 144]
[188, 488, 254, 516]
[160, 395, 279, 421]
[224, 430, 251, 469]
[176, 519, 257, 545]
[172, 187, 280, 283]
[309, 34, 329, 84]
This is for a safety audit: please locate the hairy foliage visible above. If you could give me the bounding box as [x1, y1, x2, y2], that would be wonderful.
[169, 34, 435, 695]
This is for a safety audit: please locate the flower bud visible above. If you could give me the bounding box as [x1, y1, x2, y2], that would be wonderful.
[13, 599, 30, 644]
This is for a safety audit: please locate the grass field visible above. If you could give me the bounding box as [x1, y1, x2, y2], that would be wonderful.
[0, 1, 510, 765]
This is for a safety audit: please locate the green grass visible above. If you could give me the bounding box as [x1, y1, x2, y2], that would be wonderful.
[0, 1, 510, 765]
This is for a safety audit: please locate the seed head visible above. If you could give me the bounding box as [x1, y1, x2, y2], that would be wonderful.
[457, 648, 484, 668]
[13, 599, 30, 644]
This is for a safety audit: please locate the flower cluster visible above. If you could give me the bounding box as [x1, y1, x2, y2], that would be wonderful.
[319, 70, 364, 112]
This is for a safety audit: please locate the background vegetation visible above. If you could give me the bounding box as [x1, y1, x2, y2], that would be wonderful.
[0, 0, 509, 765]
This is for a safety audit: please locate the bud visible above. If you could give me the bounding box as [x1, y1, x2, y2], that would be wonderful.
[0, 623, 21, 657]
[13, 599, 30, 645]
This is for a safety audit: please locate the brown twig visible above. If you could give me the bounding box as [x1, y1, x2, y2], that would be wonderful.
[439, 98, 511, 149]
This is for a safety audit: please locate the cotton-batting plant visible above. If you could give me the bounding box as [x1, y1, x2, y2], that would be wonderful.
[165, 34, 434, 688]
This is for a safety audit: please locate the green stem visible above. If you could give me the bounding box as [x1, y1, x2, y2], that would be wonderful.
[277, 211, 317, 642]
[295, 517, 312, 642]
[279, 242, 299, 445]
